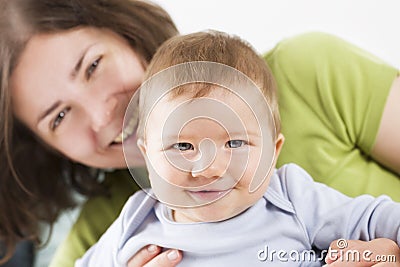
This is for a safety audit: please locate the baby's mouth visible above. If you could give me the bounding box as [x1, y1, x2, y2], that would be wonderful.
[187, 189, 231, 202]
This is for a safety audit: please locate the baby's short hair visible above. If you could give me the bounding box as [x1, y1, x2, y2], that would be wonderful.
[137, 30, 280, 139]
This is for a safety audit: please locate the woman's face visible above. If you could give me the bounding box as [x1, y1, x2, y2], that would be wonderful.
[11, 27, 146, 168]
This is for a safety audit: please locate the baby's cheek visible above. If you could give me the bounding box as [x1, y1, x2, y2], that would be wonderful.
[150, 163, 185, 187]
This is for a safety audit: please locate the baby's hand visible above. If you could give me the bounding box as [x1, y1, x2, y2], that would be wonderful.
[325, 238, 399, 266]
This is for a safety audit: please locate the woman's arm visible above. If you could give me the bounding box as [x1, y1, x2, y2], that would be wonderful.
[265, 32, 400, 200]
[371, 75, 400, 175]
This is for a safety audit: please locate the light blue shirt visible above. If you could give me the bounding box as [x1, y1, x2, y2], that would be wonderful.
[76, 164, 400, 266]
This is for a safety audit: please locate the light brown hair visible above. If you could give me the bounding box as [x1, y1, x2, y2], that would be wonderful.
[138, 30, 280, 140]
[0, 0, 177, 261]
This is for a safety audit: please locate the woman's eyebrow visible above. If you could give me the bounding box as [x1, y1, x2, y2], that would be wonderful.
[70, 43, 96, 79]
[70, 54, 85, 79]
[36, 44, 96, 125]
[37, 100, 61, 124]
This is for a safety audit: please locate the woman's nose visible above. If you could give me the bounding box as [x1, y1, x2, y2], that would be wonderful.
[90, 96, 118, 132]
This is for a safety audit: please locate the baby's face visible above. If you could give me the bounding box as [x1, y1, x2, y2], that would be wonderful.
[140, 88, 282, 223]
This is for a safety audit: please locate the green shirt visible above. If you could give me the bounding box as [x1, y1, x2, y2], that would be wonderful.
[49, 32, 400, 267]
[265, 32, 400, 200]
[49, 169, 142, 267]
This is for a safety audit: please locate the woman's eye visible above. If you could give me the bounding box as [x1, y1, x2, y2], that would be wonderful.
[86, 57, 102, 79]
[226, 140, 245, 148]
[51, 107, 70, 131]
[172, 142, 194, 151]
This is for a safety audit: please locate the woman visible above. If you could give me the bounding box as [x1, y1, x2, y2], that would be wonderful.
[0, 0, 399, 266]
[0, 0, 180, 265]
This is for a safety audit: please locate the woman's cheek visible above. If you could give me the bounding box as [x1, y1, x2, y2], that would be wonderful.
[55, 127, 95, 161]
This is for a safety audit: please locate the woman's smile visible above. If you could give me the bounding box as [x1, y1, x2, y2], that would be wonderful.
[11, 27, 146, 168]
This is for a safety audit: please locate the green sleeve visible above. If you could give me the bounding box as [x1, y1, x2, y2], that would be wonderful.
[48, 168, 144, 267]
[264, 32, 400, 201]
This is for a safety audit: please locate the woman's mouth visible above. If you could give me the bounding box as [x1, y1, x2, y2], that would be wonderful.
[112, 108, 139, 145]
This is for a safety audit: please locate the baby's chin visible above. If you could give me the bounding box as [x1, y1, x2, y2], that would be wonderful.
[172, 206, 243, 223]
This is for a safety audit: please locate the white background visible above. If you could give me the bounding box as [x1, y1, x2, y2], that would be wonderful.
[153, 0, 400, 68]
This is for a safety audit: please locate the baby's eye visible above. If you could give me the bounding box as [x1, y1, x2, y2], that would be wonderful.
[226, 140, 245, 148]
[51, 107, 70, 131]
[172, 142, 194, 151]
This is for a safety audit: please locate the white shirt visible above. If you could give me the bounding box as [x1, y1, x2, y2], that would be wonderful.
[76, 164, 400, 267]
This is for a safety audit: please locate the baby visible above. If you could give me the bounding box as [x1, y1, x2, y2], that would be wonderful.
[77, 31, 400, 266]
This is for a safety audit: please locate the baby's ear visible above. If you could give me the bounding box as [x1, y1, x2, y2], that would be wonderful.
[137, 138, 147, 157]
[275, 133, 285, 158]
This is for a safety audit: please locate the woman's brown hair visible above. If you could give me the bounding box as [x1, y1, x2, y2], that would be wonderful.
[0, 0, 177, 262]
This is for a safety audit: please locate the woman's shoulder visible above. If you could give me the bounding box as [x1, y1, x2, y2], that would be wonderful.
[49, 168, 143, 267]
[264, 31, 394, 70]
[264, 32, 340, 60]
[272, 31, 344, 49]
